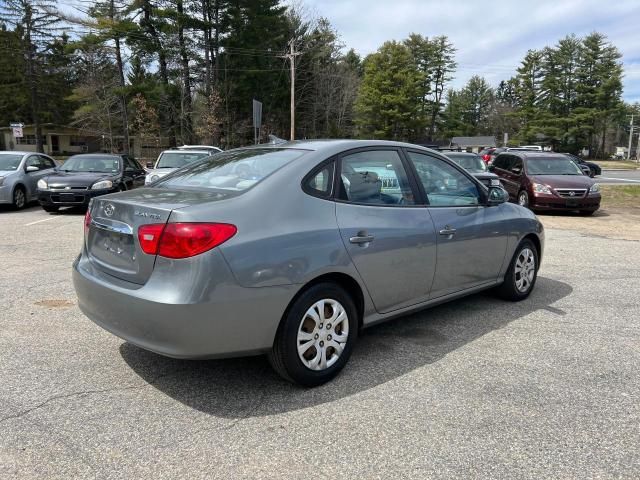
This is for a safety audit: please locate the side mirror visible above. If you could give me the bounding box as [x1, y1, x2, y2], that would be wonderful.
[488, 165, 495, 172]
[511, 167, 522, 175]
[26, 165, 39, 172]
[487, 186, 507, 206]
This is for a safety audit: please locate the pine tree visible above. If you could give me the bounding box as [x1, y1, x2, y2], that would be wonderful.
[1, 0, 60, 152]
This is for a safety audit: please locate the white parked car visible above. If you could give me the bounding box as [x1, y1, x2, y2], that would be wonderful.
[145, 149, 212, 185]
[177, 145, 223, 155]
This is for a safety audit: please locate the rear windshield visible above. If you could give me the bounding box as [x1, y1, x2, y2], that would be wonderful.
[155, 148, 309, 192]
[526, 157, 584, 175]
[156, 151, 210, 169]
[446, 154, 487, 173]
[61, 156, 121, 173]
[0, 154, 22, 171]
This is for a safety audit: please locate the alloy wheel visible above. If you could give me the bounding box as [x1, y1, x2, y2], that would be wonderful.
[297, 299, 349, 371]
[514, 247, 536, 293]
[14, 189, 25, 209]
[518, 191, 528, 207]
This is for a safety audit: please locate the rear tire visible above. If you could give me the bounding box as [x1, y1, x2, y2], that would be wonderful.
[495, 239, 538, 301]
[517, 190, 529, 208]
[42, 206, 59, 213]
[12, 186, 26, 210]
[268, 283, 358, 387]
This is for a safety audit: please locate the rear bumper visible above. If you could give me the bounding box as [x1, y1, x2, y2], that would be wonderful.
[38, 188, 117, 207]
[530, 193, 601, 211]
[72, 253, 297, 359]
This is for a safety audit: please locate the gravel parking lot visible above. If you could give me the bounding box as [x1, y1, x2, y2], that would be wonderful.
[1, 205, 639, 479]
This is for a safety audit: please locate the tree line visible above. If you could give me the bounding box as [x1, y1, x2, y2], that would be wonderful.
[0, 0, 635, 157]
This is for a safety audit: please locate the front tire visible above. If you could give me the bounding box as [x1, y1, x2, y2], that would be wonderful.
[517, 190, 529, 208]
[268, 283, 358, 387]
[579, 210, 595, 216]
[12, 186, 26, 210]
[495, 239, 538, 301]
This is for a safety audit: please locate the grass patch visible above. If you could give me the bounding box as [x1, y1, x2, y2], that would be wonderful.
[592, 160, 639, 169]
[601, 185, 640, 208]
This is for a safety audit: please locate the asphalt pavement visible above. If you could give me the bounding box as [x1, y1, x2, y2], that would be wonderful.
[598, 168, 640, 184]
[0, 205, 639, 479]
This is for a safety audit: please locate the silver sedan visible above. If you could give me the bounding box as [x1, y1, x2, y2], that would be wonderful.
[0, 151, 57, 209]
[73, 140, 544, 386]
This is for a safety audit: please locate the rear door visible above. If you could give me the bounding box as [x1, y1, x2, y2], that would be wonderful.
[492, 154, 517, 200]
[334, 148, 437, 313]
[405, 150, 509, 298]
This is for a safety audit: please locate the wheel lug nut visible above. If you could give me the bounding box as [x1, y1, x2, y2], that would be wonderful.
[314, 334, 319, 339]
[327, 335, 332, 340]
[326, 324, 331, 329]
[320, 341, 324, 347]
[319, 323, 323, 328]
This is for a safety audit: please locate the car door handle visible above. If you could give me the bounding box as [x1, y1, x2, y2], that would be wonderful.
[439, 226, 457, 236]
[349, 233, 374, 244]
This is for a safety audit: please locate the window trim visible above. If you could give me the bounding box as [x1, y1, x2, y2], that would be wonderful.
[301, 157, 336, 199]
[332, 146, 423, 208]
[402, 148, 488, 208]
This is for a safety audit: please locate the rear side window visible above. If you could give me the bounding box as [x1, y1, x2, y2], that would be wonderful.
[156, 148, 308, 192]
[337, 150, 416, 205]
[493, 154, 512, 170]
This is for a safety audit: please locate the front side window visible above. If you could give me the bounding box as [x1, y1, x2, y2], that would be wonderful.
[157, 148, 308, 192]
[39, 156, 56, 169]
[492, 154, 512, 170]
[407, 151, 480, 207]
[338, 150, 415, 205]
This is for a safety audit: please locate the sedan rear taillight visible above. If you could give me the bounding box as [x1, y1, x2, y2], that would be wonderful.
[482, 154, 491, 163]
[84, 209, 92, 234]
[138, 223, 237, 259]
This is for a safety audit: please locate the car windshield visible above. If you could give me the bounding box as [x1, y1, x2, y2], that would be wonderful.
[446, 154, 487, 173]
[61, 156, 121, 173]
[0, 154, 23, 171]
[526, 157, 583, 175]
[156, 148, 309, 192]
[156, 152, 210, 168]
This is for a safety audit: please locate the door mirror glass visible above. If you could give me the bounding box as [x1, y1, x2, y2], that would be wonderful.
[26, 165, 39, 172]
[511, 166, 522, 174]
[488, 164, 495, 172]
[487, 186, 507, 206]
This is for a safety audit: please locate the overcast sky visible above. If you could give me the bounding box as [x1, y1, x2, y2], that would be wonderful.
[300, 0, 640, 103]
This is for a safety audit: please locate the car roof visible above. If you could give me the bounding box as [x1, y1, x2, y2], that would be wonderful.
[443, 152, 479, 156]
[162, 149, 211, 153]
[233, 139, 442, 157]
[500, 151, 567, 159]
[0, 151, 35, 156]
[69, 153, 123, 158]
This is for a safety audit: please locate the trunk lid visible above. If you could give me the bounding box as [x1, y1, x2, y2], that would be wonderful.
[86, 188, 227, 284]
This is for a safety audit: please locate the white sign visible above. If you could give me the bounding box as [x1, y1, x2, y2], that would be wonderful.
[10, 123, 23, 138]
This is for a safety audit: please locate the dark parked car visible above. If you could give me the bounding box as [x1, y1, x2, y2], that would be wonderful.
[443, 152, 502, 188]
[479, 147, 507, 165]
[74, 140, 544, 387]
[490, 151, 601, 215]
[37, 154, 146, 212]
[562, 153, 601, 178]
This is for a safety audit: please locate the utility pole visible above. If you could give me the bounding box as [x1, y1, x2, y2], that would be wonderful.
[280, 40, 301, 141]
[627, 114, 634, 160]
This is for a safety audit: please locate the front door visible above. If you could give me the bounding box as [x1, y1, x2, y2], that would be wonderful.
[24, 155, 56, 200]
[334, 148, 437, 313]
[405, 150, 509, 299]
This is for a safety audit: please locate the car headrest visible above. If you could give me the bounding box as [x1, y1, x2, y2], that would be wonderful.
[345, 171, 381, 201]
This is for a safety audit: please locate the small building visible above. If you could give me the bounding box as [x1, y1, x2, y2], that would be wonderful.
[0, 123, 172, 161]
[450, 136, 497, 153]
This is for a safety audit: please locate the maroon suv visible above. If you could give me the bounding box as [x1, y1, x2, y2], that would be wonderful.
[490, 151, 601, 215]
